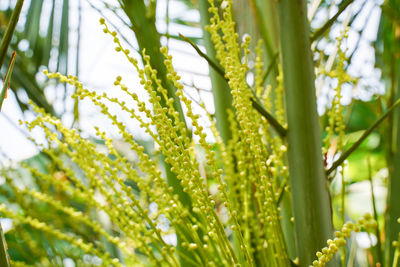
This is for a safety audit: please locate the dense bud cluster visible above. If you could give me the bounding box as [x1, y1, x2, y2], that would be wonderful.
[0, 1, 293, 265]
[311, 214, 377, 267]
[322, 27, 357, 155]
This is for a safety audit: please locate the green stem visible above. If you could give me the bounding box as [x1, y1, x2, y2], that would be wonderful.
[261, 52, 279, 85]
[327, 98, 400, 176]
[367, 154, 383, 266]
[311, 0, 354, 41]
[179, 32, 286, 138]
[179, 33, 225, 80]
[73, 0, 82, 126]
[340, 168, 346, 266]
[0, 0, 24, 67]
[277, 1, 335, 266]
[386, 59, 400, 266]
[250, 95, 287, 137]
[178, 34, 225, 80]
[394, 244, 400, 267]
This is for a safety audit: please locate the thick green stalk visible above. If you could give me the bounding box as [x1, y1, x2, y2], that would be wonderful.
[250, 1, 297, 260]
[198, 0, 233, 144]
[277, 1, 335, 266]
[252, 0, 279, 61]
[73, 0, 82, 126]
[386, 61, 400, 266]
[280, 192, 296, 259]
[374, 2, 400, 264]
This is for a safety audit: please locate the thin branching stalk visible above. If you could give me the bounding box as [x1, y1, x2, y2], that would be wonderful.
[327, 98, 400, 176]
[179, 33, 286, 138]
[198, 0, 233, 144]
[250, 95, 287, 138]
[311, 0, 354, 41]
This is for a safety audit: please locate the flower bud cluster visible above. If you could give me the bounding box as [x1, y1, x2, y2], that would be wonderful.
[205, 0, 290, 265]
[1, 8, 297, 267]
[254, 40, 264, 97]
[19, 101, 178, 265]
[322, 27, 356, 153]
[31, 18, 251, 266]
[312, 214, 377, 267]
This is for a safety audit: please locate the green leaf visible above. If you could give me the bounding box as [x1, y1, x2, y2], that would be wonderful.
[346, 99, 380, 133]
